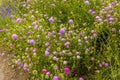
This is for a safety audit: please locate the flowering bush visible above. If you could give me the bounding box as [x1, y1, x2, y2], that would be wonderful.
[0, 0, 120, 80]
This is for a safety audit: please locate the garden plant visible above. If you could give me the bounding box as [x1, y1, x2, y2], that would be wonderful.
[0, 0, 120, 80]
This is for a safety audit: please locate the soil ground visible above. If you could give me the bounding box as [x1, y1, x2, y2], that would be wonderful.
[0, 45, 28, 80]
[0, 56, 28, 80]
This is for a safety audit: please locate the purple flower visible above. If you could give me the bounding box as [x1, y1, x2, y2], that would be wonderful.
[109, 21, 113, 24]
[3, 37, 7, 40]
[11, 34, 18, 40]
[64, 42, 70, 48]
[64, 67, 71, 74]
[68, 19, 74, 24]
[25, 47, 29, 51]
[111, 2, 117, 5]
[107, 15, 113, 21]
[44, 14, 48, 18]
[97, 18, 102, 22]
[104, 62, 109, 67]
[86, 40, 89, 44]
[84, 1, 90, 5]
[91, 11, 96, 14]
[53, 56, 59, 61]
[61, 38, 66, 42]
[32, 48, 36, 52]
[10, 43, 13, 48]
[91, 30, 95, 33]
[68, 31, 72, 35]
[52, 75, 59, 80]
[46, 72, 50, 76]
[1, 53, 5, 57]
[49, 17, 54, 23]
[93, 33, 97, 38]
[88, 9, 96, 14]
[11, 53, 15, 57]
[45, 42, 49, 47]
[80, 32, 83, 37]
[95, 16, 102, 22]
[99, 63, 102, 67]
[23, 63, 27, 70]
[18, 62, 22, 66]
[32, 22, 36, 26]
[108, 4, 112, 9]
[16, 18, 22, 23]
[119, 29, 120, 34]
[79, 77, 84, 80]
[108, 17, 113, 21]
[59, 28, 65, 35]
[0, 29, 4, 32]
[29, 40, 35, 45]
[45, 50, 50, 56]
[102, 62, 105, 65]
[89, 9, 93, 13]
